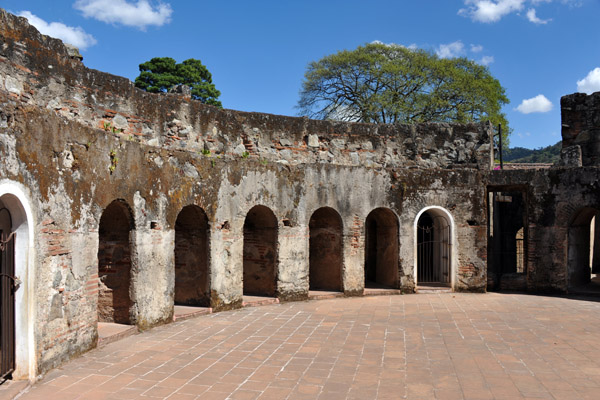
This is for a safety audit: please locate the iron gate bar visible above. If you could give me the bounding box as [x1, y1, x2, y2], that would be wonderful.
[417, 216, 450, 284]
[1, 231, 16, 379]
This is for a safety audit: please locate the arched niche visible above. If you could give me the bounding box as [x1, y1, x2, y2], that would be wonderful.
[309, 207, 343, 292]
[174, 205, 210, 306]
[364, 208, 399, 288]
[97, 200, 135, 324]
[243, 205, 278, 297]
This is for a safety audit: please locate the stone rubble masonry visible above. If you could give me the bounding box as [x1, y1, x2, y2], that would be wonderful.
[561, 92, 600, 166]
[0, 11, 494, 172]
[0, 7, 599, 383]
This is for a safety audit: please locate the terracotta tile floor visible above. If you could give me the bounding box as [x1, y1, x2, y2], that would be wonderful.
[15, 293, 600, 399]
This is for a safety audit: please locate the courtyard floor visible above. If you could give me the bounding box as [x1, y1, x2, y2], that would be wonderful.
[14, 293, 600, 399]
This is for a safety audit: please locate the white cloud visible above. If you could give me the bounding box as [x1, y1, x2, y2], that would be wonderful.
[470, 44, 484, 53]
[74, 0, 172, 30]
[459, 0, 574, 23]
[459, 0, 526, 23]
[516, 94, 553, 114]
[576, 68, 600, 94]
[480, 55, 495, 65]
[436, 41, 465, 59]
[526, 8, 552, 24]
[18, 11, 97, 50]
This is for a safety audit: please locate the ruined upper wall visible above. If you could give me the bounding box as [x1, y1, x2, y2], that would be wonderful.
[0, 9, 493, 171]
[561, 91, 600, 167]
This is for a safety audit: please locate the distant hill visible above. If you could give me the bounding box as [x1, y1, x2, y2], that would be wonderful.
[502, 141, 561, 164]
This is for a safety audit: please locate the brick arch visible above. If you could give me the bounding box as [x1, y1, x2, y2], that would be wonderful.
[309, 207, 343, 292]
[97, 199, 135, 324]
[243, 205, 278, 297]
[555, 201, 581, 229]
[0, 182, 35, 381]
[174, 205, 210, 306]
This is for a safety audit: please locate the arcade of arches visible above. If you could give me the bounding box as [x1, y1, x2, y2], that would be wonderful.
[5, 8, 600, 383]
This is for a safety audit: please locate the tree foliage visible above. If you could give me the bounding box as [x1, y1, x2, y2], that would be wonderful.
[135, 57, 222, 107]
[503, 141, 561, 163]
[297, 42, 510, 137]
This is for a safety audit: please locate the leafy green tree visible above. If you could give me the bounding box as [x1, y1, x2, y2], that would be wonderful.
[503, 141, 561, 163]
[135, 57, 222, 107]
[297, 43, 510, 141]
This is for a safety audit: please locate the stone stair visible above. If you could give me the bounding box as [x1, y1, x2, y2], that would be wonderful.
[242, 296, 279, 307]
[97, 323, 138, 347]
[173, 305, 212, 322]
[416, 284, 452, 294]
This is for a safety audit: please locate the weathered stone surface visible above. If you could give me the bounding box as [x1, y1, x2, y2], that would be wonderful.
[558, 145, 582, 167]
[112, 114, 128, 130]
[0, 8, 598, 384]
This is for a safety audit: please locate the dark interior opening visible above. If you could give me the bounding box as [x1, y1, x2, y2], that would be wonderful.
[568, 207, 600, 289]
[309, 207, 343, 291]
[243, 205, 278, 296]
[364, 208, 398, 288]
[175, 205, 210, 306]
[417, 210, 451, 284]
[487, 189, 527, 291]
[98, 200, 134, 324]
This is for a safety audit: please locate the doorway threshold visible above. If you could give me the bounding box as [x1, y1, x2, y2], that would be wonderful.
[97, 322, 137, 347]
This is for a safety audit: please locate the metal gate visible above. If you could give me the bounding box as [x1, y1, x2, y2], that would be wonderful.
[0, 207, 16, 380]
[417, 215, 451, 283]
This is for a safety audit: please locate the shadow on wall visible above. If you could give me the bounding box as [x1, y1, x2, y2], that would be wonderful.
[309, 207, 343, 292]
[568, 207, 600, 288]
[174, 205, 210, 307]
[364, 208, 399, 289]
[98, 200, 134, 325]
[243, 205, 278, 297]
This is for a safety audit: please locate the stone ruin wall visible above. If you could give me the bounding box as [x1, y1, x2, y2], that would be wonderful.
[5, 6, 600, 382]
[561, 92, 600, 166]
[0, 9, 493, 378]
[487, 91, 600, 293]
[4, 6, 600, 382]
[0, 8, 493, 172]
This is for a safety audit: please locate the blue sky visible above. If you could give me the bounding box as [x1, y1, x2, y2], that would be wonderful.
[2, 1, 600, 149]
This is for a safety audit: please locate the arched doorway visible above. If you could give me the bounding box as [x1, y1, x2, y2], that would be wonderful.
[0, 204, 15, 379]
[0, 186, 34, 381]
[243, 206, 278, 297]
[98, 200, 134, 324]
[415, 208, 453, 286]
[309, 207, 343, 292]
[174, 205, 210, 307]
[364, 208, 399, 288]
[568, 207, 600, 289]
[487, 189, 528, 291]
